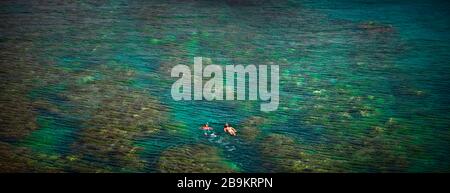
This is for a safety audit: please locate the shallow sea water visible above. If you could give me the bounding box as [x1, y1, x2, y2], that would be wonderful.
[0, 0, 449, 172]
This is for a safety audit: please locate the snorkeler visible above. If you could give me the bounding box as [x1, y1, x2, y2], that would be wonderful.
[224, 123, 237, 136]
[200, 123, 214, 136]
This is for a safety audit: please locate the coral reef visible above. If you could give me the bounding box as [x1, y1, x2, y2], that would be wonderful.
[157, 144, 238, 173]
[259, 134, 342, 172]
[60, 65, 169, 172]
[0, 91, 38, 141]
[238, 116, 266, 141]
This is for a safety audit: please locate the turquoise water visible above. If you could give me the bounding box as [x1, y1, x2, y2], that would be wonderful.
[0, 0, 449, 172]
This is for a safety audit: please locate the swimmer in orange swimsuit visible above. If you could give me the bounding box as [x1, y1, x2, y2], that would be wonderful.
[200, 123, 213, 136]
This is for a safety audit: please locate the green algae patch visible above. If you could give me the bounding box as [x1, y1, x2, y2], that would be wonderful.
[149, 38, 162, 45]
[157, 144, 238, 173]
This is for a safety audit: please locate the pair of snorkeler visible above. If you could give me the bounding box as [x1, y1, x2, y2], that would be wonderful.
[200, 123, 237, 136]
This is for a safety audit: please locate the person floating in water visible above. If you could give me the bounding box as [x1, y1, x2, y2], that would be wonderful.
[224, 123, 237, 136]
[200, 123, 213, 136]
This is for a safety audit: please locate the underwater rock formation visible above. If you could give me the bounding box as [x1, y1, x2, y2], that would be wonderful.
[260, 134, 341, 172]
[343, 133, 410, 172]
[238, 116, 266, 141]
[157, 144, 238, 173]
[0, 42, 54, 142]
[0, 91, 38, 141]
[0, 142, 42, 172]
[0, 141, 117, 173]
[61, 65, 169, 172]
[0, 142, 67, 172]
